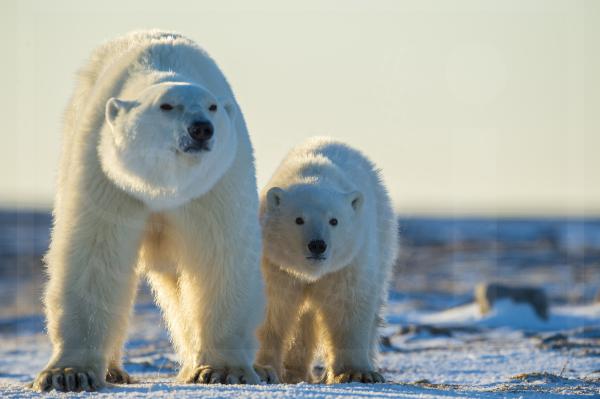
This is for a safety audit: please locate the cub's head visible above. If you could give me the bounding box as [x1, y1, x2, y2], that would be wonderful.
[100, 82, 237, 209]
[261, 184, 364, 281]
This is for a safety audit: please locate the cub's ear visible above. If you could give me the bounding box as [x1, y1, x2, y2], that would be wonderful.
[346, 191, 364, 211]
[266, 187, 286, 210]
[105, 98, 136, 129]
[219, 97, 237, 121]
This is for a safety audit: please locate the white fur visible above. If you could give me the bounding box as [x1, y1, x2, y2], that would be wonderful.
[255, 137, 398, 384]
[32, 31, 264, 392]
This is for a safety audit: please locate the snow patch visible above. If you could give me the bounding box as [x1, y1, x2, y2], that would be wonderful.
[406, 300, 600, 332]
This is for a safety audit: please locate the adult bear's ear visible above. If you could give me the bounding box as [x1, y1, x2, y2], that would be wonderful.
[266, 187, 285, 210]
[105, 98, 135, 129]
[219, 97, 237, 122]
[346, 191, 363, 211]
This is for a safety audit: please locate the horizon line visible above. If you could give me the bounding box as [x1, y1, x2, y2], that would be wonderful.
[1, 203, 599, 220]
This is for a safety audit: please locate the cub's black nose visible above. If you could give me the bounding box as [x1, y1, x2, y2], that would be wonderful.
[308, 239, 327, 255]
[188, 120, 214, 142]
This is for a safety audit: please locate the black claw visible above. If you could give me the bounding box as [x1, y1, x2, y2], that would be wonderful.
[43, 373, 53, 391]
[209, 373, 222, 384]
[200, 370, 211, 383]
[190, 369, 201, 383]
[87, 371, 100, 391]
[56, 374, 66, 391]
[65, 373, 77, 391]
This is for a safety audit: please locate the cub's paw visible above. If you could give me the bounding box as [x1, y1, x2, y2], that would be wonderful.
[106, 366, 133, 384]
[183, 365, 260, 385]
[327, 369, 385, 384]
[32, 367, 103, 392]
[281, 367, 310, 384]
[254, 364, 280, 384]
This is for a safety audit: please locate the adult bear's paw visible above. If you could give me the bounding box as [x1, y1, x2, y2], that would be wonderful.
[254, 364, 280, 384]
[183, 365, 260, 384]
[32, 367, 103, 392]
[106, 366, 133, 384]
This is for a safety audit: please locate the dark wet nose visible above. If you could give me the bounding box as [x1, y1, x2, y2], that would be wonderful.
[308, 239, 327, 255]
[188, 120, 214, 142]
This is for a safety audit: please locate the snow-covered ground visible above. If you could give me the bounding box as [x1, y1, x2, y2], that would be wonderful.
[1, 211, 599, 397]
[2, 296, 599, 398]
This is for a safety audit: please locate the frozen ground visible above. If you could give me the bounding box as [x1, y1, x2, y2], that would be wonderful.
[2, 296, 599, 398]
[1, 211, 599, 397]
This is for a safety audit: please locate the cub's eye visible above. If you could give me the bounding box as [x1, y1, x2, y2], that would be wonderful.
[329, 218, 338, 226]
[295, 217, 304, 225]
[160, 103, 174, 111]
[209, 104, 218, 112]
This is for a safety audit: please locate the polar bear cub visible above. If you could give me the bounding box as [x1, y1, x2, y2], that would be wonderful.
[32, 31, 264, 392]
[255, 137, 398, 384]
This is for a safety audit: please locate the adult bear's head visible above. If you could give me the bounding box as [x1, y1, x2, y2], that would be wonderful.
[100, 82, 238, 210]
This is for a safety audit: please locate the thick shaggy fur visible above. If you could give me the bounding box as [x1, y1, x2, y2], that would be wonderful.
[255, 137, 398, 384]
[32, 31, 263, 392]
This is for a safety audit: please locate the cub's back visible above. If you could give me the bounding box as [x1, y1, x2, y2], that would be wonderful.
[275, 137, 383, 201]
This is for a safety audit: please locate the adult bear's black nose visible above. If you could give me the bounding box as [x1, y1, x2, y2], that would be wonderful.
[308, 239, 327, 255]
[188, 120, 214, 142]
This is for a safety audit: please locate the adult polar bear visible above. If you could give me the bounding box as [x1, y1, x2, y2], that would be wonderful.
[32, 31, 264, 391]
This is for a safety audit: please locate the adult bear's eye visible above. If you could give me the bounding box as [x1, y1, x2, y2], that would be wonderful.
[295, 217, 304, 225]
[209, 104, 218, 112]
[160, 103, 174, 111]
[329, 218, 338, 226]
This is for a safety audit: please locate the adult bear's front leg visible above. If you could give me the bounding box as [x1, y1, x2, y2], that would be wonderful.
[177, 257, 263, 385]
[171, 199, 264, 385]
[32, 184, 147, 392]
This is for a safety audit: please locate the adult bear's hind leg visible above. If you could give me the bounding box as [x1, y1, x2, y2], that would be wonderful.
[105, 272, 139, 384]
[139, 218, 197, 376]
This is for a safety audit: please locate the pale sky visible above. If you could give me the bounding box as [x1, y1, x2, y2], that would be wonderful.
[1, 0, 598, 215]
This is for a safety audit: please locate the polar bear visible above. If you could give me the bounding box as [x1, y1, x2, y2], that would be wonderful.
[254, 137, 398, 384]
[32, 31, 264, 392]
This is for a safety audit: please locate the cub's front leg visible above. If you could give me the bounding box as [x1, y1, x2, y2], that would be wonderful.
[312, 268, 384, 384]
[281, 309, 318, 383]
[255, 260, 306, 383]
